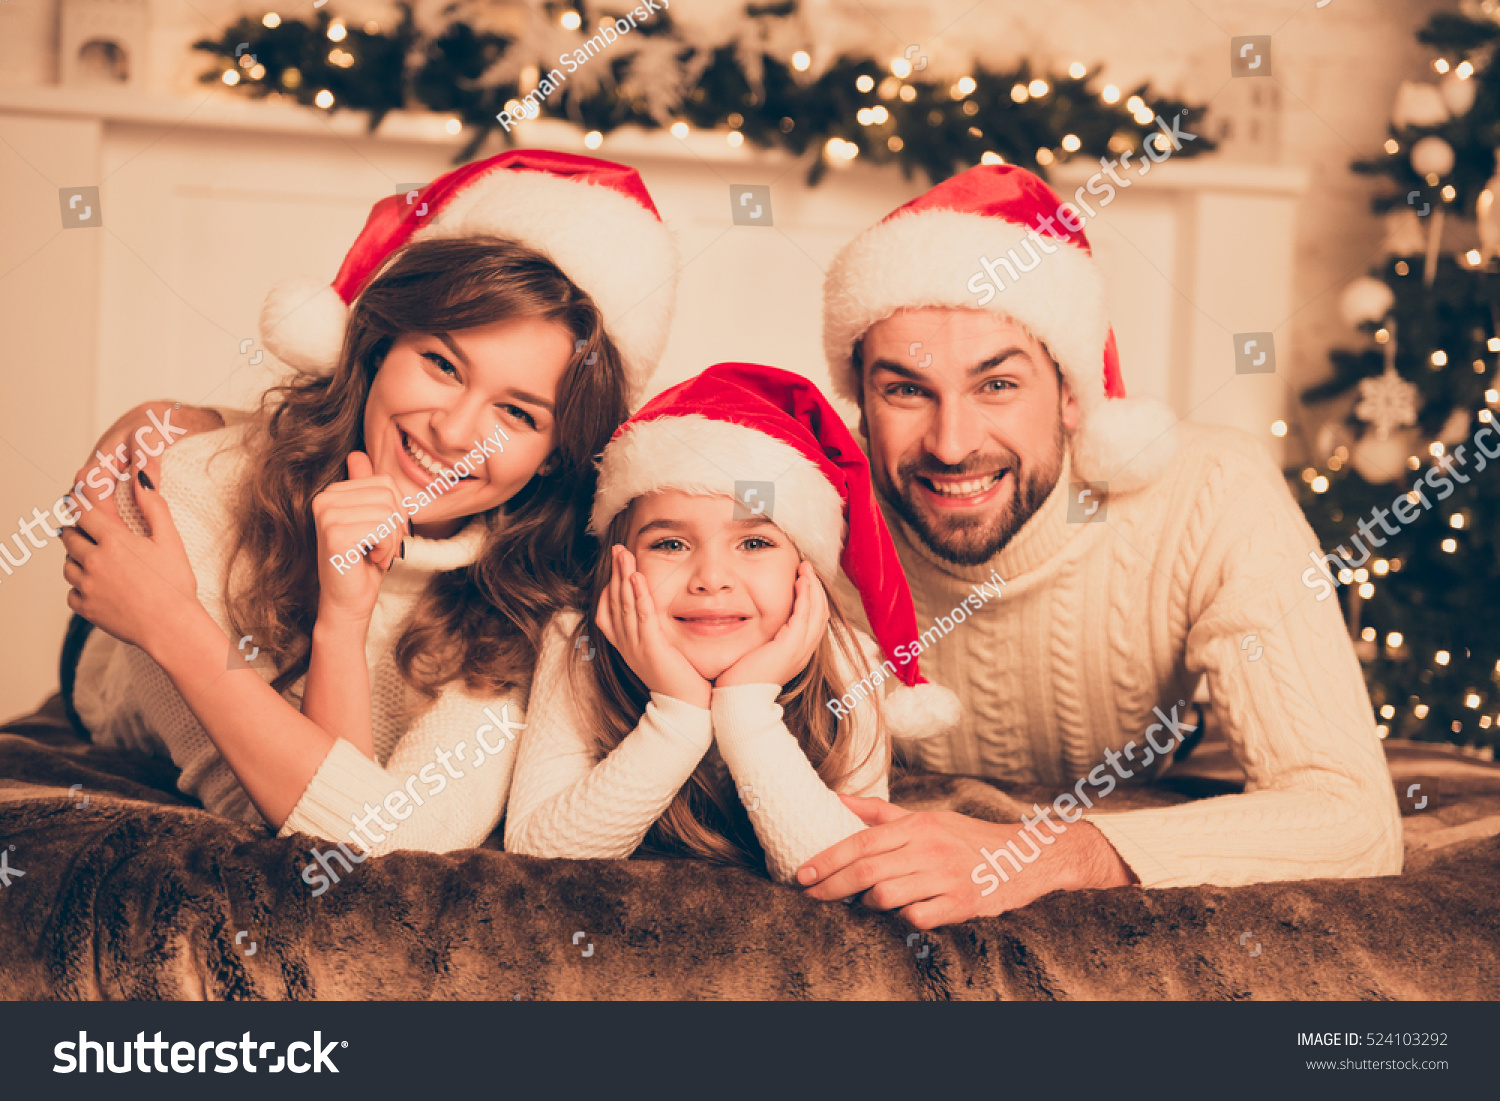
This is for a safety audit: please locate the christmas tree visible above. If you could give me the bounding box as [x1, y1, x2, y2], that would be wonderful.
[1293, 5, 1500, 753]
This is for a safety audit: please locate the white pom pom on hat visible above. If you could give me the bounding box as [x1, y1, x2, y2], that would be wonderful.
[822, 163, 1179, 491]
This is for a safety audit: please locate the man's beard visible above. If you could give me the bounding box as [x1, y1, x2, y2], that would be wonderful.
[877, 421, 1065, 567]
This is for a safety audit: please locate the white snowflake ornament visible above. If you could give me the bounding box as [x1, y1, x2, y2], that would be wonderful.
[1355, 366, 1420, 439]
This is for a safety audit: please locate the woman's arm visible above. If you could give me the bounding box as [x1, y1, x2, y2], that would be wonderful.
[277, 687, 524, 855]
[504, 615, 714, 859]
[711, 683, 887, 884]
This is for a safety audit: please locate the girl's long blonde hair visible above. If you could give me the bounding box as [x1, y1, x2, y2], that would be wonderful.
[226, 235, 631, 702]
[568, 505, 890, 870]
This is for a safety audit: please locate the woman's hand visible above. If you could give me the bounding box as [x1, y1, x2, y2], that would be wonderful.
[63, 472, 204, 655]
[716, 560, 829, 689]
[312, 452, 407, 631]
[595, 545, 712, 708]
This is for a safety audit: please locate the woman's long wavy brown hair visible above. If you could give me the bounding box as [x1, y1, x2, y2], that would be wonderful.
[568, 505, 890, 871]
[225, 235, 630, 702]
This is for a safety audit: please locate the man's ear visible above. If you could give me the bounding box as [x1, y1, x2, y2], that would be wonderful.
[1059, 374, 1082, 433]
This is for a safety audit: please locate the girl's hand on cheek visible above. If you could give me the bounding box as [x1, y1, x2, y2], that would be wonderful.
[63, 474, 203, 655]
[595, 545, 712, 708]
[312, 451, 406, 631]
[716, 561, 829, 689]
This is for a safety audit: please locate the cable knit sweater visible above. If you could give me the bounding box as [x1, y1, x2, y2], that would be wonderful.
[839, 422, 1404, 890]
[73, 424, 522, 855]
[505, 610, 889, 883]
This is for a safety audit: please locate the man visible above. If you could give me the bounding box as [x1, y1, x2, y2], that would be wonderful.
[795, 163, 1402, 928]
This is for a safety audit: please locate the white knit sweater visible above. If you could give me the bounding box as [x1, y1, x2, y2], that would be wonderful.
[841, 422, 1404, 890]
[505, 610, 889, 883]
[74, 424, 522, 855]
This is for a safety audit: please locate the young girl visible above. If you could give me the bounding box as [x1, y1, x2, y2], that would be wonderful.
[504, 363, 958, 882]
[64, 150, 681, 858]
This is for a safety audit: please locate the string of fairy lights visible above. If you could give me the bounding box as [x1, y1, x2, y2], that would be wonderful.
[197, 5, 1210, 179]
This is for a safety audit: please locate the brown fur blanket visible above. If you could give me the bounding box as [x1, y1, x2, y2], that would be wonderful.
[2, 695, 1498, 1000]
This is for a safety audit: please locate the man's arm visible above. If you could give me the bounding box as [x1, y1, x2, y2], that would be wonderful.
[1082, 441, 1403, 889]
[70, 401, 235, 516]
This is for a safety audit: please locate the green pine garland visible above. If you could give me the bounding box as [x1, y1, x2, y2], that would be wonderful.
[194, 2, 1212, 183]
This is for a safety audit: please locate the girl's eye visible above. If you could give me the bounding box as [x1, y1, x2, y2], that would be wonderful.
[422, 352, 458, 377]
[500, 403, 538, 429]
[740, 536, 777, 551]
[647, 537, 687, 553]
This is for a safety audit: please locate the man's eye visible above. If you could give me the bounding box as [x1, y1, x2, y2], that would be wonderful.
[981, 379, 1016, 393]
[886, 384, 924, 398]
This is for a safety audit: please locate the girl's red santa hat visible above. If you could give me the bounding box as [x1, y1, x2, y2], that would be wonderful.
[589, 362, 962, 740]
[822, 164, 1178, 489]
[259, 149, 679, 405]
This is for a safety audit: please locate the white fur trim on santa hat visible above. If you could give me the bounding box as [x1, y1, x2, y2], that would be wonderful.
[260, 277, 349, 373]
[589, 414, 846, 576]
[1071, 394, 1181, 491]
[414, 167, 680, 406]
[881, 680, 962, 740]
[822, 208, 1109, 412]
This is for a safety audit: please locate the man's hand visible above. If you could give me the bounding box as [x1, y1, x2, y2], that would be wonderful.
[796, 795, 1137, 929]
[69, 401, 222, 517]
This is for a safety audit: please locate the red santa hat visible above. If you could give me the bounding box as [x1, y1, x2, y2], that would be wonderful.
[589, 362, 963, 740]
[822, 164, 1178, 489]
[259, 149, 679, 405]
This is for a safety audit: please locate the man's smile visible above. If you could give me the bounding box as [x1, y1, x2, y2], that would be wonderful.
[914, 469, 1011, 509]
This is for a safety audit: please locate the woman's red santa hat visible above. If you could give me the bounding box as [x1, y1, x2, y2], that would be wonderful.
[589, 362, 962, 740]
[259, 149, 679, 405]
[822, 163, 1178, 489]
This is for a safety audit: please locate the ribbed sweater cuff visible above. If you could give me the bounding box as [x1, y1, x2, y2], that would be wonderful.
[643, 692, 714, 753]
[276, 739, 398, 847]
[708, 683, 784, 756]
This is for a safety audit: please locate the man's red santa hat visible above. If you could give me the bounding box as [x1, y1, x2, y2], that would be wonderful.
[822, 164, 1178, 489]
[259, 149, 679, 405]
[590, 362, 962, 740]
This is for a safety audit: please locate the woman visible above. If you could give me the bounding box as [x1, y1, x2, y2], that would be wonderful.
[64, 150, 680, 858]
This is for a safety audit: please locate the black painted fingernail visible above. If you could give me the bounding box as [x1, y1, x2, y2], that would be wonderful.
[137, 470, 154, 491]
[400, 539, 406, 560]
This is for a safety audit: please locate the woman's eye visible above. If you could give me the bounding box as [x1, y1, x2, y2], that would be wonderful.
[501, 403, 538, 429]
[422, 352, 458, 377]
[740, 536, 776, 551]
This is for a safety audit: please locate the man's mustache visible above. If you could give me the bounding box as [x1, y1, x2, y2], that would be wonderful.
[897, 451, 1020, 481]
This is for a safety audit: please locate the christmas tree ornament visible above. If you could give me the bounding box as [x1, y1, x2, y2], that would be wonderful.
[1442, 71, 1478, 115]
[1411, 134, 1456, 177]
[1356, 365, 1421, 439]
[1339, 276, 1396, 326]
[1392, 81, 1451, 128]
[1476, 161, 1500, 258]
[1351, 427, 1418, 483]
[1440, 407, 1473, 443]
[1382, 208, 1429, 255]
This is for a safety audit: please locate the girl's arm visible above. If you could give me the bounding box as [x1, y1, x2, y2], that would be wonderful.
[711, 681, 888, 884]
[709, 574, 890, 883]
[504, 614, 714, 859]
